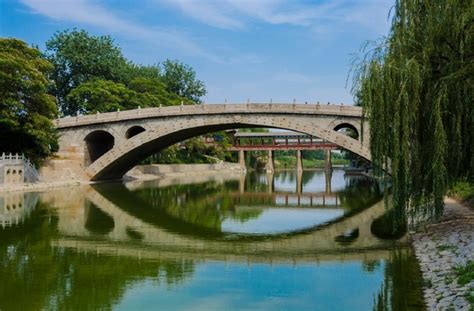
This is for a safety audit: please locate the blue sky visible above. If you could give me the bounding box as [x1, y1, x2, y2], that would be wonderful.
[0, 0, 393, 104]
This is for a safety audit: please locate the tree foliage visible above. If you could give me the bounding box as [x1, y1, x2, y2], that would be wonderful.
[161, 60, 206, 103]
[353, 0, 473, 220]
[0, 38, 58, 163]
[45, 30, 207, 116]
[45, 29, 130, 115]
[67, 78, 185, 114]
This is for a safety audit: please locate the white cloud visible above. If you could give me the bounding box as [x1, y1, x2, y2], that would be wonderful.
[163, 0, 392, 34]
[19, 0, 222, 62]
[169, 0, 244, 29]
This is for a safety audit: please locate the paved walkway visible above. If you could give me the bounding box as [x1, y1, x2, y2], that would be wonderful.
[412, 198, 474, 311]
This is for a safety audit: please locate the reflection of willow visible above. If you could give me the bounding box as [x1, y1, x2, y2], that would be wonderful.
[338, 176, 383, 212]
[0, 204, 194, 311]
[372, 249, 425, 311]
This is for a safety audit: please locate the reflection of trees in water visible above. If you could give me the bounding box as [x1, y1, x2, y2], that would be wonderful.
[92, 171, 383, 238]
[132, 181, 263, 230]
[0, 204, 194, 311]
[338, 176, 382, 212]
[301, 171, 317, 187]
[93, 181, 263, 235]
[372, 249, 425, 311]
[273, 171, 297, 186]
[245, 172, 269, 192]
[85, 202, 115, 235]
[105, 172, 382, 234]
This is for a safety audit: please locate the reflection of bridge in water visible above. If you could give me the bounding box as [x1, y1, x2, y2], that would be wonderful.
[240, 170, 334, 195]
[48, 185, 400, 263]
[228, 192, 341, 207]
[0, 192, 38, 228]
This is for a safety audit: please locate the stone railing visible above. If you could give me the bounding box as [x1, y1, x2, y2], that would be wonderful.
[0, 153, 25, 164]
[0, 153, 41, 183]
[55, 103, 363, 128]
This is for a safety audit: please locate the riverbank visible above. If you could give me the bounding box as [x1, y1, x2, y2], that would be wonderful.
[411, 198, 474, 311]
[0, 162, 244, 193]
[126, 162, 243, 181]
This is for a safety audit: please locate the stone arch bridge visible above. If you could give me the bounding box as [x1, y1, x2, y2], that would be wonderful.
[55, 103, 369, 181]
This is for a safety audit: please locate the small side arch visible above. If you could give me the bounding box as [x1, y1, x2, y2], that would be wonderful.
[84, 130, 115, 166]
[334, 123, 359, 140]
[125, 126, 146, 139]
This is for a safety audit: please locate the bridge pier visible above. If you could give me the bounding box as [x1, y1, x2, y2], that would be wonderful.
[324, 149, 332, 171]
[296, 171, 303, 194]
[239, 173, 245, 194]
[325, 170, 332, 194]
[296, 150, 303, 174]
[238, 149, 246, 172]
[265, 150, 274, 173]
[266, 172, 274, 194]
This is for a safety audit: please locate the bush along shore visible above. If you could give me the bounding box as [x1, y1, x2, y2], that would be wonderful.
[411, 198, 474, 311]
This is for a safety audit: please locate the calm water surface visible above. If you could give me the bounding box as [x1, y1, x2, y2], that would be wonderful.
[0, 170, 425, 310]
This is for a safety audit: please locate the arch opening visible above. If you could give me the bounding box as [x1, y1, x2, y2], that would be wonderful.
[334, 123, 359, 140]
[87, 116, 371, 181]
[92, 123, 283, 180]
[84, 130, 115, 166]
[126, 126, 146, 139]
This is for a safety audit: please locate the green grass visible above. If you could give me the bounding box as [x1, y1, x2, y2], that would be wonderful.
[465, 291, 474, 304]
[274, 156, 349, 169]
[436, 244, 457, 252]
[454, 260, 474, 286]
[450, 181, 474, 206]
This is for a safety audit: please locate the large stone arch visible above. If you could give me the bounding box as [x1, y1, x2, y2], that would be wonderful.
[85, 114, 371, 181]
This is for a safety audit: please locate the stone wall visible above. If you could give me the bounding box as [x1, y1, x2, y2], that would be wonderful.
[128, 162, 243, 177]
[39, 158, 88, 183]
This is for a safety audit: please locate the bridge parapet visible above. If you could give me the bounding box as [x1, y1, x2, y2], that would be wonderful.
[55, 103, 363, 129]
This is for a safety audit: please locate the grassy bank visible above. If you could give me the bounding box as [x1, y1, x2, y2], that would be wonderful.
[274, 155, 349, 169]
[450, 181, 474, 208]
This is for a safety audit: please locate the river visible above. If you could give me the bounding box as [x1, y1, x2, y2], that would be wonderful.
[0, 169, 425, 310]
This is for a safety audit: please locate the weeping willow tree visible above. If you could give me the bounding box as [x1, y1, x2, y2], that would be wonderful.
[353, 0, 473, 223]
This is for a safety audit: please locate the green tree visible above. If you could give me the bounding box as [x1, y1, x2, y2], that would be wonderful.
[353, 0, 473, 220]
[67, 78, 185, 114]
[126, 64, 161, 81]
[66, 80, 138, 113]
[0, 38, 58, 163]
[128, 77, 183, 106]
[45, 29, 129, 115]
[161, 59, 206, 103]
